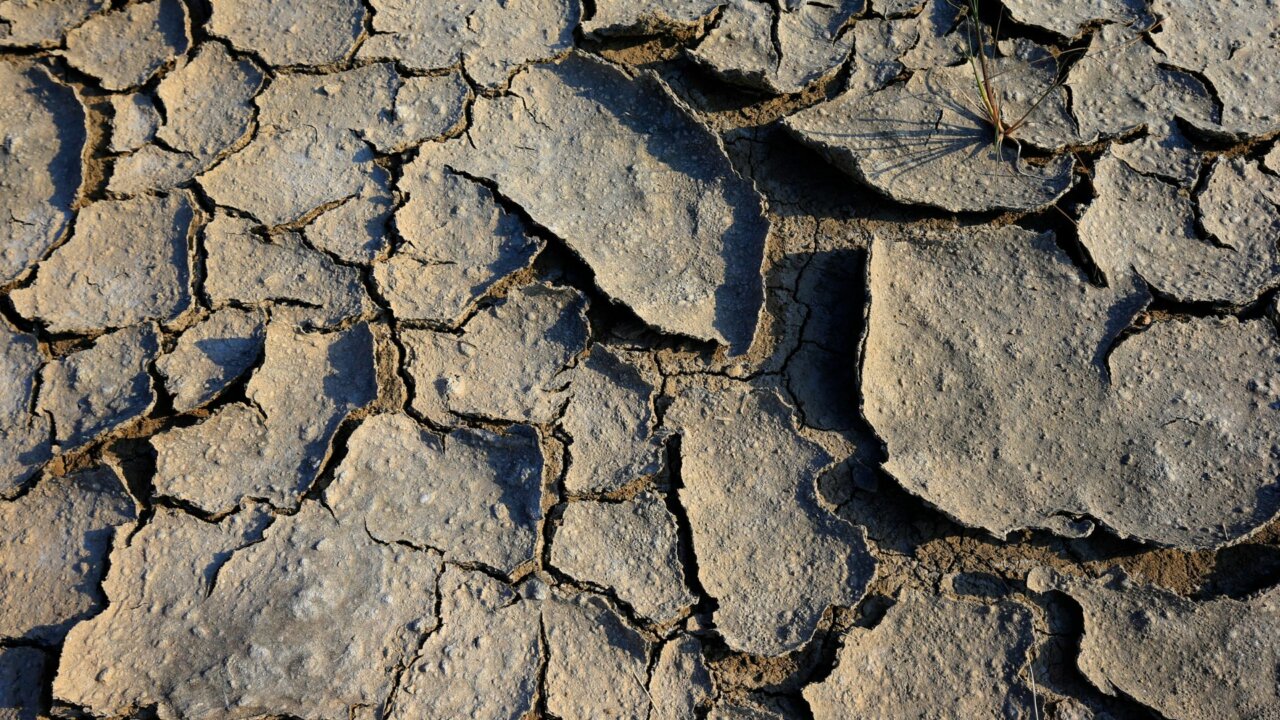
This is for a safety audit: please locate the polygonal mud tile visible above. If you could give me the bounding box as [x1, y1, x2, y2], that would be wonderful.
[1002, 0, 1147, 39]
[1149, 0, 1280, 138]
[0, 59, 84, 284]
[55, 503, 439, 719]
[1066, 23, 1216, 143]
[1030, 569, 1280, 720]
[1109, 123, 1201, 186]
[785, 52, 1076, 212]
[202, 213, 370, 328]
[62, 0, 189, 91]
[107, 92, 159, 152]
[0, 466, 136, 643]
[12, 193, 194, 333]
[38, 324, 158, 452]
[560, 346, 666, 495]
[402, 283, 589, 425]
[104, 56, 243, 193]
[1080, 154, 1280, 306]
[209, 0, 365, 67]
[390, 566, 542, 720]
[0, 322, 50, 498]
[156, 307, 266, 413]
[691, 0, 862, 94]
[152, 41, 263, 161]
[649, 635, 714, 720]
[543, 590, 652, 720]
[583, 0, 720, 36]
[0, 0, 104, 48]
[255, 63, 469, 155]
[805, 591, 1036, 719]
[329, 413, 544, 575]
[664, 376, 875, 656]
[199, 126, 384, 228]
[425, 53, 767, 353]
[863, 225, 1280, 548]
[551, 491, 694, 623]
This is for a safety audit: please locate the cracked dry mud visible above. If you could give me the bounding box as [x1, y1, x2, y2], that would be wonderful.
[0, 0, 1277, 718]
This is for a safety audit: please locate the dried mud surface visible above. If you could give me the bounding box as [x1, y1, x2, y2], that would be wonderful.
[1, 0, 1278, 718]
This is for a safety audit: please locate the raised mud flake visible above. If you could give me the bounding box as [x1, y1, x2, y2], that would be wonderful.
[1065, 23, 1216, 143]
[1079, 154, 1280, 306]
[1149, 0, 1280, 138]
[649, 635, 714, 720]
[0, 323, 50, 498]
[551, 492, 693, 624]
[664, 378, 874, 656]
[153, 322, 376, 514]
[543, 591, 652, 720]
[1109, 123, 1201, 186]
[0, 59, 84, 285]
[1031, 569, 1280, 720]
[785, 58, 1075, 213]
[1001, 0, 1146, 39]
[560, 346, 665, 495]
[199, 126, 383, 228]
[153, 42, 264, 161]
[62, 0, 189, 91]
[256, 63, 470, 155]
[804, 592, 1036, 719]
[203, 213, 370, 328]
[38, 324, 158, 451]
[55, 503, 440, 719]
[209, 0, 365, 67]
[403, 283, 589, 425]
[690, 0, 863, 95]
[107, 145, 203, 196]
[107, 92, 159, 153]
[12, 193, 194, 333]
[376, 166, 543, 326]
[358, 0, 579, 88]
[391, 567, 541, 720]
[583, 0, 720, 36]
[1197, 157, 1280, 278]
[0, 0, 103, 48]
[862, 227, 1131, 543]
[328, 413, 543, 574]
[0, 466, 136, 643]
[305, 179, 395, 265]
[430, 53, 767, 353]
[156, 307, 266, 413]
[0, 646, 45, 720]
[863, 226, 1280, 548]
[844, 17, 920, 98]
[896, 0, 969, 71]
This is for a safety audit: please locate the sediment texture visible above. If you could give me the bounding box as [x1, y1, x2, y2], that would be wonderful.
[1, 0, 1277, 718]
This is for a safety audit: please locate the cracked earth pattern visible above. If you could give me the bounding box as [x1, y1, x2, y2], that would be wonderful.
[1, 0, 1278, 718]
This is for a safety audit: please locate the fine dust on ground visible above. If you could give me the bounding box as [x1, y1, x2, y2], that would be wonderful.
[1, 0, 1278, 718]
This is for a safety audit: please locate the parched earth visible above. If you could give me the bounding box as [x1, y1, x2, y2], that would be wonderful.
[1, 0, 1279, 718]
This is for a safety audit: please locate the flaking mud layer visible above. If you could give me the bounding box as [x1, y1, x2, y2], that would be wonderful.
[1, 0, 1278, 718]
